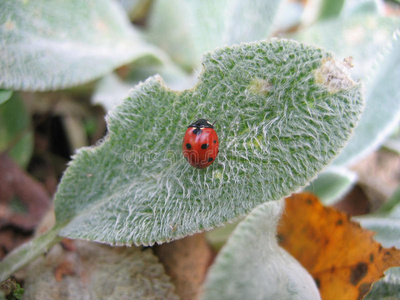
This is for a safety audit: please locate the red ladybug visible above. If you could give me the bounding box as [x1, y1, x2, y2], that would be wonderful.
[182, 119, 219, 169]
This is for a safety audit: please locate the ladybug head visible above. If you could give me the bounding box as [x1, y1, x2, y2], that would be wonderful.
[188, 119, 214, 129]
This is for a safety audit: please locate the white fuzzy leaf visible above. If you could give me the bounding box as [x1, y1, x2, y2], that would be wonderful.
[201, 201, 321, 300]
[0, 0, 160, 91]
[53, 39, 364, 246]
[146, 0, 283, 69]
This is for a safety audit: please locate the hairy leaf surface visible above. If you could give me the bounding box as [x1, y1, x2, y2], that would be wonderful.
[295, 16, 400, 166]
[146, 0, 283, 69]
[0, 0, 159, 91]
[294, 15, 399, 81]
[202, 200, 320, 300]
[54, 39, 364, 246]
[334, 30, 400, 166]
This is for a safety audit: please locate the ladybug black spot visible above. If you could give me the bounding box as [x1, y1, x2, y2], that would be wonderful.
[214, 140, 217, 143]
[201, 143, 209, 149]
[192, 128, 202, 135]
[186, 143, 192, 149]
[208, 157, 213, 162]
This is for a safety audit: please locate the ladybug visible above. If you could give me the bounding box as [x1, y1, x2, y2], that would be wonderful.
[182, 119, 219, 169]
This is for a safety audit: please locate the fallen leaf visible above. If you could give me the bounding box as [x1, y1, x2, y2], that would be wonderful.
[278, 193, 400, 300]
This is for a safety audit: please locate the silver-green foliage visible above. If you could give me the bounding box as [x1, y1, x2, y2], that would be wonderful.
[294, 16, 400, 166]
[53, 39, 364, 246]
[304, 167, 357, 205]
[294, 14, 399, 82]
[334, 30, 400, 166]
[201, 200, 320, 300]
[92, 60, 189, 112]
[146, 0, 283, 70]
[0, 0, 158, 91]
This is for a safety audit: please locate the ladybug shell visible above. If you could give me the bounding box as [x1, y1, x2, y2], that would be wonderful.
[182, 120, 219, 169]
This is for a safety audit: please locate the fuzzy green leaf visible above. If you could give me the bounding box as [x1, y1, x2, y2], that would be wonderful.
[294, 17, 400, 166]
[206, 219, 241, 251]
[201, 201, 321, 299]
[92, 73, 133, 112]
[92, 60, 189, 111]
[0, 0, 160, 91]
[294, 15, 400, 81]
[146, 0, 283, 70]
[334, 30, 400, 166]
[304, 167, 357, 205]
[51, 39, 364, 246]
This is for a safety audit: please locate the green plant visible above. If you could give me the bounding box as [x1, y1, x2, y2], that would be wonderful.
[0, 0, 399, 298]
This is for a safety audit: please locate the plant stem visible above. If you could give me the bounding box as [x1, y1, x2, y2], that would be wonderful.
[0, 225, 63, 282]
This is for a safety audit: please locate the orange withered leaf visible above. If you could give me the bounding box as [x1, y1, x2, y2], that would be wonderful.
[278, 193, 400, 300]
